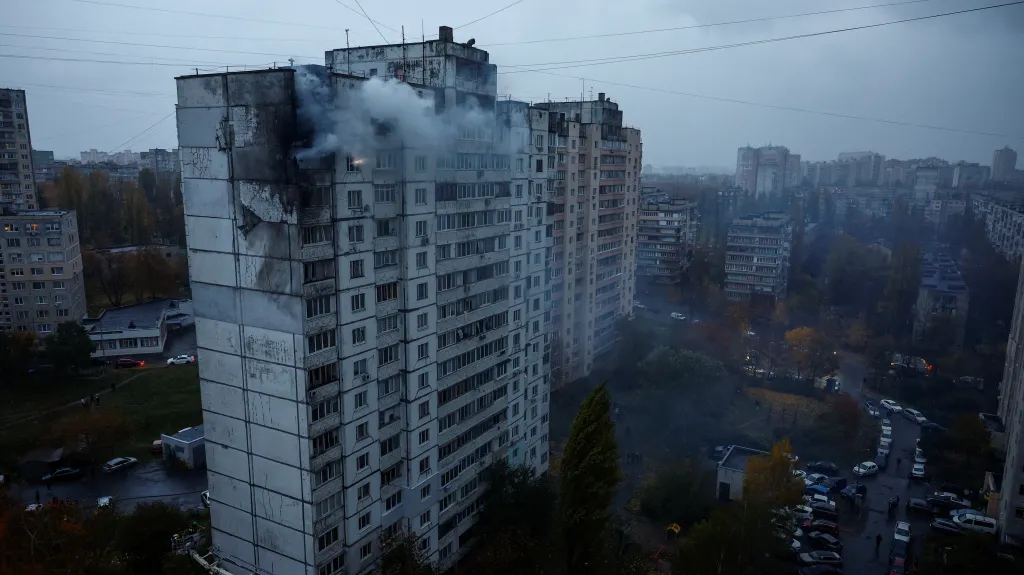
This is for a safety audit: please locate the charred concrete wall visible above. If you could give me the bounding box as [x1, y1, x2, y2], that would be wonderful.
[176, 69, 317, 575]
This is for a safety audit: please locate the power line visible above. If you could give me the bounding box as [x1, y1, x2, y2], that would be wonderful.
[0, 42, 248, 67]
[328, 0, 400, 34]
[108, 111, 175, 155]
[348, 0, 387, 42]
[66, 0, 356, 32]
[0, 31, 319, 59]
[482, 0, 938, 47]
[0, 23, 339, 44]
[13, 82, 172, 98]
[455, 0, 527, 30]
[501, 1, 1024, 72]
[0, 53, 279, 69]
[515, 67, 1024, 141]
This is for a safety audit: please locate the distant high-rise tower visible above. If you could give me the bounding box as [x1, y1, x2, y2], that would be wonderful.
[993, 146, 1018, 183]
[0, 88, 38, 211]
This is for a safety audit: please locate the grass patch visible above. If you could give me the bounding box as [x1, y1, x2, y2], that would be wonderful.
[0, 369, 138, 424]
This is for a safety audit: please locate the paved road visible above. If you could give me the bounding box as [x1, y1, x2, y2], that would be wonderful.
[812, 406, 931, 575]
[837, 351, 870, 401]
[12, 460, 207, 514]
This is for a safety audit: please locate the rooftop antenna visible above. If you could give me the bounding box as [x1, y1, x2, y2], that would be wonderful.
[345, 30, 351, 74]
[288, 58, 294, 67]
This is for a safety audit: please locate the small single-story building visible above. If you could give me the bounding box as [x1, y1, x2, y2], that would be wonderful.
[161, 425, 206, 469]
[83, 298, 193, 357]
[717, 445, 768, 501]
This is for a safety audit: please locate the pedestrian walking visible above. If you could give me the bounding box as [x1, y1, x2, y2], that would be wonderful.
[875, 533, 882, 555]
[110, 381, 116, 393]
[34, 490, 40, 504]
[896, 457, 902, 470]
[80, 397, 87, 408]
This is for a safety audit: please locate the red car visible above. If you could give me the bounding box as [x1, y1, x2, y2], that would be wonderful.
[888, 556, 906, 575]
[802, 519, 839, 536]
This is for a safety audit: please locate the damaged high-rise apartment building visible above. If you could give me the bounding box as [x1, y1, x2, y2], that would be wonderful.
[175, 26, 640, 575]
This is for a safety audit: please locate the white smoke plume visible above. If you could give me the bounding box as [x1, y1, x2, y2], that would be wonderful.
[293, 65, 499, 160]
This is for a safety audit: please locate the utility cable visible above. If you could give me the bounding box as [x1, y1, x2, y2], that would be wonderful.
[352, 0, 390, 43]
[0, 31, 317, 59]
[501, 1, 1024, 72]
[107, 111, 175, 155]
[330, 0, 400, 34]
[67, 0, 354, 32]
[0, 53, 284, 69]
[482, 0, 938, 47]
[0, 23, 338, 44]
[0, 42, 247, 67]
[455, 0, 527, 30]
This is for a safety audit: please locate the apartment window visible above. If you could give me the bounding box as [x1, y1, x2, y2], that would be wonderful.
[359, 542, 372, 561]
[414, 251, 428, 269]
[384, 492, 402, 512]
[351, 293, 366, 312]
[56, 309, 69, 317]
[316, 527, 339, 551]
[418, 428, 430, 445]
[417, 372, 429, 389]
[418, 401, 430, 419]
[356, 422, 369, 441]
[37, 324, 52, 334]
[352, 326, 366, 344]
[36, 310, 49, 319]
[420, 485, 431, 500]
[358, 512, 372, 531]
[348, 223, 364, 243]
[376, 218, 396, 237]
[415, 220, 428, 237]
[416, 312, 428, 330]
[301, 185, 331, 207]
[9, 268, 23, 276]
[374, 184, 397, 203]
[354, 390, 368, 410]
[356, 452, 369, 470]
[35, 295, 47, 305]
[374, 250, 398, 268]
[415, 187, 427, 205]
[301, 224, 332, 246]
[347, 189, 363, 209]
[377, 314, 399, 333]
[535, 159, 543, 173]
[308, 362, 339, 389]
[314, 492, 343, 520]
[358, 482, 371, 500]
[311, 429, 339, 456]
[5, 238, 19, 247]
[376, 152, 395, 169]
[420, 510, 431, 528]
[378, 344, 399, 367]
[417, 342, 429, 360]
[349, 259, 365, 279]
[303, 259, 334, 283]
[416, 282, 428, 301]
[313, 461, 341, 487]
[308, 330, 336, 353]
[30, 267, 43, 276]
[354, 359, 368, 377]
[305, 295, 332, 318]
[311, 398, 339, 422]
[376, 282, 398, 302]
[379, 375, 401, 397]
[414, 155, 426, 171]
[32, 282, 45, 290]
[380, 434, 400, 456]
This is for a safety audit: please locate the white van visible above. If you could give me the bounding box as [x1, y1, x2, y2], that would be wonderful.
[952, 512, 997, 535]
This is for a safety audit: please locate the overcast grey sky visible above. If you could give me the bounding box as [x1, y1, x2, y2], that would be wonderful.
[4, 0, 1023, 167]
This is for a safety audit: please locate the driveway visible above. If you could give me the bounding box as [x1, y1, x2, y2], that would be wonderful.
[12, 460, 207, 514]
[822, 407, 931, 574]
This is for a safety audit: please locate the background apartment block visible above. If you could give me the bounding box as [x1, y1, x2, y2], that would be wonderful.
[734, 145, 794, 195]
[911, 250, 969, 348]
[537, 94, 642, 386]
[0, 210, 86, 333]
[724, 212, 792, 301]
[636, 195, 699, 284]
[993, 146, 1018, 183]
[176, 27, 555, 575]
[0, 88, 38, 211]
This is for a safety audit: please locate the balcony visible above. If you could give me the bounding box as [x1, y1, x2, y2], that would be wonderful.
[379, 413, 402, 437]
[299, 206, 331, 224]
[304, 312, 337, 336]
[308, 411, 341, 439]
[301, 243, 335, 262]
[373, 236, 399, 252]
[302, 278, 335, 298]
[307, 380, 341, 404]
[304, 347, 338, 370]
[309, 444, 342, 471]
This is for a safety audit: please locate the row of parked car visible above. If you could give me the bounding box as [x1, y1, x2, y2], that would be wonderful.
[904, 490, 998, 535]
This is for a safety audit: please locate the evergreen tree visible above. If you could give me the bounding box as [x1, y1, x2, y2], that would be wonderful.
[558, 383, 622, 575]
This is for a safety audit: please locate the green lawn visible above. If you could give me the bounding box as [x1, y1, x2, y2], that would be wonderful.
[0, 369, 139, 424]
[0, 365, 201, 469]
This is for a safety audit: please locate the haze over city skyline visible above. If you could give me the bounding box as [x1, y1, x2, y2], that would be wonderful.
[2, 0, 1022, 167]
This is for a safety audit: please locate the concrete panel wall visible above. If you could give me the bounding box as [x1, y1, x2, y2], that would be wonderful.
[255, 517, 307, 562]
[244, 358, 299, 401]
[208, 471, 253, 514]
[195, 317, 241, 355]
[248, 423, 302, 468]
[202, 380, 246, 420]
[251, 454, 304, 501]
[183, 179, 233, 219]
[204, 411, 249, 451]
[185, 215, 236, 253]
[198, 349, 243, 387]
[254, 486, 306, 532]
[191, 282, 242, 324]
[189, 250, 239, 287]
[206, 441, 251, 483]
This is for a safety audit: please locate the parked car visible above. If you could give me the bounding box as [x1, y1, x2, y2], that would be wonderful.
[881, 426, 892, 439]
[803, 493, 836, 509]
[889, 539, 909, 563]
[25, 503, 43, 512]
[202, 490, 210, 508]
[840, 483, 867, 501]
[948, 508, 975, 518]
[937, 483, 968, 497]
[805, 484, 831, 498]
[669, 312, 686, 321]
[772, 518, 804, 538]
[867, 406, 881, 417]
[40, 467, 83, 482]
[810, 503, 838, 521]
[877, 444, 891, 457]
[888, 556, 908, 575]
[806, 461, 839, 475]
[166, 355, 196, 365]
[807, 473, 829, 484]
[102, 456, 138, 474]
[914, 448, 927, 464]
[903, 408, 927, 424]
[798, 551, 843, 567]
[853, 461, 879, 476]
[911, 463, 927, 480]
[793, 469, 807, 480]
[927, 492, 971, 510]
[874, 453, 889, 470]
[115, 357, 145, 369]
[880, 399, 903, 413]
[788, 505, 814, 521]
[802, 520, 839, 536]
[906, 498, 936, 515]
[97, 496, 114, 509]
[893, 521, 911, 543]
[952, 512, 997, 535]
[930, 518, 962, 535]
[808, 531, 843, 552]
[150, 440, 163, 455]
[824, 477, 848, 492]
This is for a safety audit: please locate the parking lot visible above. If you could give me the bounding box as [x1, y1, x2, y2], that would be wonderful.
[798, 404, 935, 574]
[10, 459, 207, 514]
